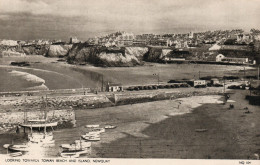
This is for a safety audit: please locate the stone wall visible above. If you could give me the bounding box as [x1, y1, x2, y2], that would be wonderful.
[0, 109, 75, 124]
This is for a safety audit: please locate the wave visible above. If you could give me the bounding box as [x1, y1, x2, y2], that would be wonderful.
[9, 70, 49, 90]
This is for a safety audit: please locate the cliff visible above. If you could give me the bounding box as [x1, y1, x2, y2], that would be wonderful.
[22, 44, 50, 55]
[143, 47, 173, 62]
[67, 43, 149, 67]
[46, 44, 72, 57]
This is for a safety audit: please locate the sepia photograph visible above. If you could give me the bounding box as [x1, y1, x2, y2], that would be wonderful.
[0, 0, 259, 164]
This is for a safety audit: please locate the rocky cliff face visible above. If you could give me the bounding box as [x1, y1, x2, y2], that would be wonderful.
[143, 47, 173, 62]
[67, 43, 149, 67]
[22, 45, 50, 55]
[46, 44, 72, 57]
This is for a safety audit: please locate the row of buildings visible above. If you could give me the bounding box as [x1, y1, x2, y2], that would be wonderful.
[87, 29, 260, 49]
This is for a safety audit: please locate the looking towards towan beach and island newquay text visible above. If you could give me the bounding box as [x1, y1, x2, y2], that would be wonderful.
[0, 0, 259, 165]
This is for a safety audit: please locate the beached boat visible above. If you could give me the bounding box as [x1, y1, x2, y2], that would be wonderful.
[81, 135, 100, 141]
[9, 152, 23, 157]
[60, 152, 80, 158]
[61, 140, 91, 150]
[85, 125, 99, 128]
[8, 144, 30, 152]
[88, 128, 105, 134]
[104, 125, 117, 129]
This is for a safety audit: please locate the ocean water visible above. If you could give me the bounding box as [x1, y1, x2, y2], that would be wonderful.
[0, 68, 48, 92]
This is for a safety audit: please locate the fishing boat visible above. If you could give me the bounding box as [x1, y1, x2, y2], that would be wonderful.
[19, 120, 58, 128]
[20, 96, 58, 130]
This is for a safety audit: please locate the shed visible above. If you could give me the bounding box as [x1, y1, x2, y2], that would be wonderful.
[106, 83, 123, 92]
[193, 80, 206, 87]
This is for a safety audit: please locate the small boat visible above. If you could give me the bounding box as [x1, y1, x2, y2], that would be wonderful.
[60, 152, 80, 158]
[105, 125, 117, 129]
[9, 152, 23, 157]
[85, 125, 99, 128]
[60, 149, 89, 158]
[195, 129, 208, 132]
[85, 132, 100, 136]
[88, 128, 105, 134]
[60, 142, 91, 150]
[81, 135, 100, 141]
[8, 144, 30, 152]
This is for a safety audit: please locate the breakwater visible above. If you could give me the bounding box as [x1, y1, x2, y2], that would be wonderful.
[111, 89, 223, 105]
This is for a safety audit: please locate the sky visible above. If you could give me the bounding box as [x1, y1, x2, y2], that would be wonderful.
[0, 0, 259, 41]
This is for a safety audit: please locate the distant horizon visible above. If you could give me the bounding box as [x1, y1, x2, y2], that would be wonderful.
[0, 0, 259, 41]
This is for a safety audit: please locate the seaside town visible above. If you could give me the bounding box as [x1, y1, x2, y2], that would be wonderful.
[1, 29, 260, 65]
[0, 0, 259, 162]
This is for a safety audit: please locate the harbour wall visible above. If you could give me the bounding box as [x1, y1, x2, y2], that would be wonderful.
[0, 109, 75, 133]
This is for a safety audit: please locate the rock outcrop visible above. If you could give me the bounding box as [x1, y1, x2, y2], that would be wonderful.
[143, 47, 173, 62]
[46, 44, 72, 57]
[67, 43, 149, 67]
[22, 45, 50, 55]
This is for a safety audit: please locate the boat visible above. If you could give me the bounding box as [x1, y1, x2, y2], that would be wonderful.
[88, 128, 105, 134]
[104, 125, 117, 129]
[9, 152, 23, 157]
[85, 125, 99, 128]
[60, 139, 90, 158]
[19, 121, 58, 128]
[60, 152, 80, 158]
[81, 135, 100, 141]
[60, 149, 91, 158]
[20, 96, 58, 129]
[8, 144, 30, 152]
[61, 140, 91, 150]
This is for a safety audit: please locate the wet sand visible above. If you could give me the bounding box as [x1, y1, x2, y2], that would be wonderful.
[94, 90, 260, 159]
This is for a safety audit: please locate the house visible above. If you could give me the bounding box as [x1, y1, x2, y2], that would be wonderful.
[106, 83, 123, 92]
